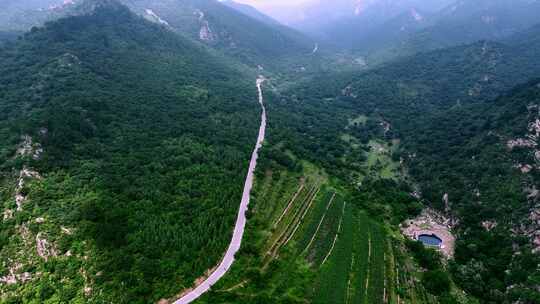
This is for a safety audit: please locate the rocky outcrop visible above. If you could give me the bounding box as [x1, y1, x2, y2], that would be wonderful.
[16, 135, 42, 160]
[507, 104, 540, 172]
[341, 85, 358, 98]
[15, 167, 42, 211]
[524, 186, 540, 253]
[144, 9, 170, 27]
[0, 263, 31, 285]
[195, 10, 215, 42]
[36, 233, 58, 261]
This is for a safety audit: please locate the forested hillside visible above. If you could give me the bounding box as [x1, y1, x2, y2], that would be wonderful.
[0, 0, 316, 72]
[0, 2, 262, 302]
[401, 80, 540, 303]
[259, 26, 540, 303]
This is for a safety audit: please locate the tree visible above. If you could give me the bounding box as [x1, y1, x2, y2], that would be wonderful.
[423, 270, 451, 295]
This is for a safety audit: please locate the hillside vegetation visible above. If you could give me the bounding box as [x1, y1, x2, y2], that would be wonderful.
[264, 27, 540, 303]
[0, 2, 261, 303]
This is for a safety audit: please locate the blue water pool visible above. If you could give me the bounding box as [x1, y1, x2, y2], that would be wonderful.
[418, 234, 443, 247]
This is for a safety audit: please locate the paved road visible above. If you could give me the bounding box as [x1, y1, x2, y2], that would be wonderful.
[174, 77, 266, 304]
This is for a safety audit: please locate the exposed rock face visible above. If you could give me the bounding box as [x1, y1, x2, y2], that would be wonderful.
[354, 57, 367, 66]
[144, 8, 170, 26]
[15, 167, 42, 211]
[12, 135, 44, 211]
[16, 135, 42, 160]
[506, 103, 540, 251]
[401, 208, 456, 258]
[482, 220, 497, 231]
[0, 263, 31, 285]
[507, 104, 540, 172]
[3, 209, 14, 220]
[341, 85, 358, 98]
[515, 163, 534, 174]
[36, 233, 57, 261]
[443, 193, 450, 212]
[195, 10, 215, 42]
[525, 186, 540, 253]
[507, 138, 536, 149]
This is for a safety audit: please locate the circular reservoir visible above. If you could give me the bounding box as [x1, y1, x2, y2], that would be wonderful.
[418, 234, 443, 247]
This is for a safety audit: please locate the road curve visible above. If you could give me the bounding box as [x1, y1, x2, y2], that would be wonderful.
[174, 76, 266, 304]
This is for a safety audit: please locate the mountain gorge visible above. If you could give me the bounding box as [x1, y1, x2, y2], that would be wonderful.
[0, 0, 539, 304]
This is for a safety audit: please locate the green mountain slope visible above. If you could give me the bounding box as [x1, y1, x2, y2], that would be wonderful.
[125, 0, 315, 69]
[400, 80, 540, 303]
[0, 0, 315, 71]
[219, 0, 281, 27]
[261, 26, 540, 303]
[0, 1, 262, 303]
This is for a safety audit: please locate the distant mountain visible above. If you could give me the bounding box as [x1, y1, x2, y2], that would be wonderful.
[0, 1, 264, 302]
[219, 0, 281, 26]
[125, 0, 314, 67]
[0, 0, 72, 31]
[283, 0, 540, 65]
[288, 0, 453, 47]
[307, 24, 540, 114]
[401, 0, 540, 54]
[0, 0, 314, 70]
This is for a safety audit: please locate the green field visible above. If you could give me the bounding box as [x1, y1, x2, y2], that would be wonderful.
[196, 161, 432, 304]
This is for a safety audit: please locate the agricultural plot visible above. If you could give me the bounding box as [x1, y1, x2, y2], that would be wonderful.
[265, 183, 320, 260]
[312, 202, 354, 304]
[310, 210, 398, 304]
[303, 194, 345, 266]
[367, 223, 386, 304]
[351, 213, 371, 304]
[199, 165, 425, 304]
[294, 190, 335, 253]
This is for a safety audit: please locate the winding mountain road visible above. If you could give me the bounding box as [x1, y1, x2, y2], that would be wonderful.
[174, 76, 266, 304]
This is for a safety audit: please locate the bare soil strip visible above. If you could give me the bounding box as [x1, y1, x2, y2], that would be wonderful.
[284, 187, 321, 246]
[274, 182, 305, 228]
[266, 184, 320, 259]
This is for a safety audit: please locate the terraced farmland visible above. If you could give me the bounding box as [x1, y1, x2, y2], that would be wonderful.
[198, 166, 428, 304]
[311, 208, 395, 304]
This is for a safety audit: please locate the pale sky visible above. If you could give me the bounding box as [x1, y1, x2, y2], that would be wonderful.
[234, 0, 314, 9]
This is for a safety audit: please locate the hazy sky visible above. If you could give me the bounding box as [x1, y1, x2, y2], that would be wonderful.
[234, 0, 314, 9]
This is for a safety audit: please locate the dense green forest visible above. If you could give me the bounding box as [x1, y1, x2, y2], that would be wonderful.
[0, 2, 262, 303]
[0, 0, 321, 73]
